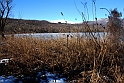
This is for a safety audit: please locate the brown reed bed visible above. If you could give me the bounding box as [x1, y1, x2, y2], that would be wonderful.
[0, 33, 124, 83]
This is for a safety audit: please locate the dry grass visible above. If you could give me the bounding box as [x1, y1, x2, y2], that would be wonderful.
[0, 32, 124, 83]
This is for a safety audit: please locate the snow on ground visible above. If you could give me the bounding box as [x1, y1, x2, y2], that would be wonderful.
[0, 73, 66, 83]
[0, 59, 12, 64]
[0, 76, 22, 83]
[0, 58, 66, 83]
[48, 79, 65, 83]
[38, 71, 66, 83]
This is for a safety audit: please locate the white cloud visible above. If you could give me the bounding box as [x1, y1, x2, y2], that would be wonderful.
[50, 19, 81, 24]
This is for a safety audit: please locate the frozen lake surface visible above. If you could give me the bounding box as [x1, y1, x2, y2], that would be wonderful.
[14, 32, 107, 39]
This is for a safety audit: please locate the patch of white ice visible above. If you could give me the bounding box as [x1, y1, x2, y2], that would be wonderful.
[48, 79, 66, 83]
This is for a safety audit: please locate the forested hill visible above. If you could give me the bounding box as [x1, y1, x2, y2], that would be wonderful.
[4, 18, 105, 34]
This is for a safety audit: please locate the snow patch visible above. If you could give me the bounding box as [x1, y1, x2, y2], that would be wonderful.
[0, 58, 12, 65]
[50, 19, 81, 24]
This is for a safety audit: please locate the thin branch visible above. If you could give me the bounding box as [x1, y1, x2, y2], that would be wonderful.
[81, 2, 89, 20]
[74, 0, 82, 16]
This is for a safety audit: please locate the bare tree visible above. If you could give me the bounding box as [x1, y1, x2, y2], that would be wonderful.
[108, 8, 122, 31]
[0, 0, 13, 39]
[107, 8, 122, 43]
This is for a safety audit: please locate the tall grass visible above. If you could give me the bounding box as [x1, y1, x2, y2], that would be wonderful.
[0, 32, 124, 82]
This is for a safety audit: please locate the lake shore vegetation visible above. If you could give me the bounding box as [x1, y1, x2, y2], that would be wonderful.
[0, 0, 124, 82]
[0, 30, 124, 82]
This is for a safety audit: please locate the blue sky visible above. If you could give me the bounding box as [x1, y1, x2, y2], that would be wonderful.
[12, 0, 124, 23]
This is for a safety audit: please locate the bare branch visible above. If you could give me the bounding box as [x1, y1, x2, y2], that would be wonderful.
[0, 0, 13, 39]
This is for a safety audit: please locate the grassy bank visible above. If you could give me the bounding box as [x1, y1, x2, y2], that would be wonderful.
[0, 33, 124, 83]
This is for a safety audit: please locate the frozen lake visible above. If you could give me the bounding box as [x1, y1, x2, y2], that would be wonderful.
[14, 32, 107, 39]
